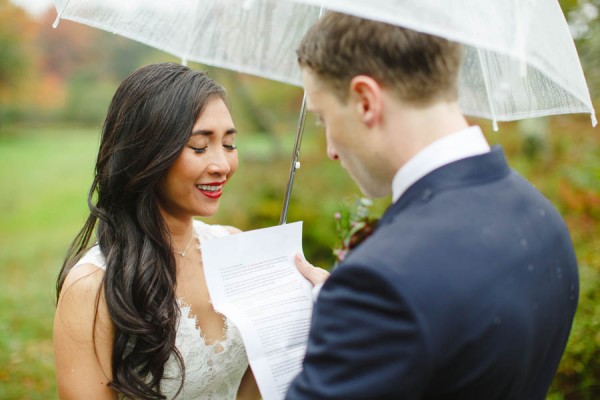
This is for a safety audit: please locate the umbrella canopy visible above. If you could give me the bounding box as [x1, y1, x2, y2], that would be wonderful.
[52, 0, 596, 126]
[51, 0, 597, 223]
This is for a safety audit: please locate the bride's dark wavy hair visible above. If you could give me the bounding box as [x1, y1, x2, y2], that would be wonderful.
[57, 62, 227, 399]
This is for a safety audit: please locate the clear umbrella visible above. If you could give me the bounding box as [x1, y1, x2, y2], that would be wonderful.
[52, 0, 597, 222]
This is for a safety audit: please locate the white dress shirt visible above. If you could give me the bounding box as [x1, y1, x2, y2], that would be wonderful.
[392, 125, 491, 203]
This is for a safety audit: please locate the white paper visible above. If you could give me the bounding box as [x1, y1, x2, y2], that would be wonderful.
[201, 221, 312, 400]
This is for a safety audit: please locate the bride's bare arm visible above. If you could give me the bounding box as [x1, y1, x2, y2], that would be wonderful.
[53, 264, 116, 400]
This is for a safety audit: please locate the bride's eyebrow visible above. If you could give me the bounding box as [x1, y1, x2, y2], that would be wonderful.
[191, 128, 237, 136]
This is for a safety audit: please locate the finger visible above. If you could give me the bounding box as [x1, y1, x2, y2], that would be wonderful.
[295, 253, 330, 286]
[295, 253, 314, 270]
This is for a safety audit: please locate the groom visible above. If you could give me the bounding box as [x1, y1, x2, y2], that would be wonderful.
[287, 12, 578, 400]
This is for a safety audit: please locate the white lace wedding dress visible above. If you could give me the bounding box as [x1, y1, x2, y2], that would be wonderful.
[73, 220, 249, 399]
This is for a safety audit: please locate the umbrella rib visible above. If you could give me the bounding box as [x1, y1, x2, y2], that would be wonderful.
[52, 0, 73, 29]
[476, 47, 499, 132]
[181, 0, 203, 65]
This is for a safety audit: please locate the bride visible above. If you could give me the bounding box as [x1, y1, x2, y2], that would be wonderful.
[53, 63, 260, 399]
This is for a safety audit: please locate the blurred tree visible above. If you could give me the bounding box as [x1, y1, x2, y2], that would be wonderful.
[570, 0, 600, 99]
[551, 4, 600, 400]
[0, 0, 39, 125]
[37, 10, 172, 82]
[519, 0, 599, 162]
[559, 0, 600, 99]
[32, 10, 170, 125]
[36, 13, 96, 80]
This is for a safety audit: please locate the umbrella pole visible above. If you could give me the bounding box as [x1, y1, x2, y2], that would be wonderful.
[279, 6, 324, 225]
[279, 92, 308, 225]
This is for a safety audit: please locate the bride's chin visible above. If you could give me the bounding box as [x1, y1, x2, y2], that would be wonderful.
[196, 205, 220, 218]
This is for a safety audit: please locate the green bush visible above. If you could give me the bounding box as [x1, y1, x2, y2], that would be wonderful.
[549, 264, 600, 399]
[61, 72, 116, 125]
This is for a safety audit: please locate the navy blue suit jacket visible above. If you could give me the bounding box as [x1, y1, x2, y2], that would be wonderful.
[287, 147, 578, 399]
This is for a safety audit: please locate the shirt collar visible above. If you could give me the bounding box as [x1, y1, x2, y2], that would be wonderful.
[391, 125, 490, 203]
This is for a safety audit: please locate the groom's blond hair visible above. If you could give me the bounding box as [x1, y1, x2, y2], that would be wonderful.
[297, 12, 463, 105]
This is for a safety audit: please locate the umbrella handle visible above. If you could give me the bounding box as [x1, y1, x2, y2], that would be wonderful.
[279, 92, 308, 225]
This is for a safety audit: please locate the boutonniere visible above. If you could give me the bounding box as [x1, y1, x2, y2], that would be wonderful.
[333, 197, 379, 264]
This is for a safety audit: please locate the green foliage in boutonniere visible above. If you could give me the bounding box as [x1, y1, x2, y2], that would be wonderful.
[333, 197, 379, 264]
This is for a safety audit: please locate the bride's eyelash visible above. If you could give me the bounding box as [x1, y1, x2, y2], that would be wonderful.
[190, 146, 207, 154]
[190, 145, 237, 153]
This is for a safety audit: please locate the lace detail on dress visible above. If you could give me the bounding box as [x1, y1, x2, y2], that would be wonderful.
[160, 302, 247, 399]
[72, 220, 248, 400]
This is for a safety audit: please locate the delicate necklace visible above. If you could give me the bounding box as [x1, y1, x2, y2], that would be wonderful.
[175, 234, 197, 257]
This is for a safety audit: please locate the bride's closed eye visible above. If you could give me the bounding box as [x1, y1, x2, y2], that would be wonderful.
[190, 145, 208, 154]
[189, 143, 237, 153]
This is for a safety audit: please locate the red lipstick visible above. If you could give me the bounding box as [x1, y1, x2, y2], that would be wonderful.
[196, 181, 226, 199]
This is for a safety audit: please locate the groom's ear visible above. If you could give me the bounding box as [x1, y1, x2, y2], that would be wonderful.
[349, 75, 383, 128]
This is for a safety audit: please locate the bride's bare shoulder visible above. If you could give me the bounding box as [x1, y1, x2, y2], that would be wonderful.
[59, 263, 105, 300]
[54, 263, 115, 398]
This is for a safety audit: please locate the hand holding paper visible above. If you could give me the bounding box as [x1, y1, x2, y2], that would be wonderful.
[201, 222, 312, 400]
[294, 253, 330, 286]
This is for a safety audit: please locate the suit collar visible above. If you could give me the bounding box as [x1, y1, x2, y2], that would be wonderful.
[379, 146, 510, 227]
[391, 126, 490, 202]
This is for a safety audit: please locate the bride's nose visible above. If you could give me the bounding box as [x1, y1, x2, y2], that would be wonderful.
[207, 149, 231, 175]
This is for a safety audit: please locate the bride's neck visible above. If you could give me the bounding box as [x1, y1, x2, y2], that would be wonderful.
[160, 216, 195, 251]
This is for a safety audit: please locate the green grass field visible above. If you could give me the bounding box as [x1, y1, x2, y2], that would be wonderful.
[0, 128, 98, 398]
[0, 117, 598, 398]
